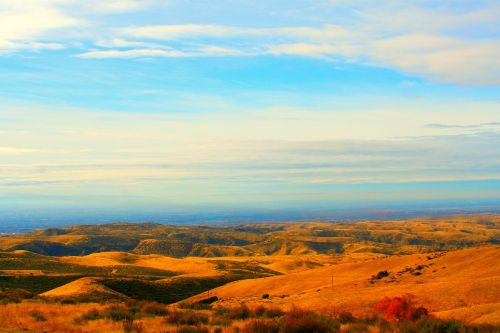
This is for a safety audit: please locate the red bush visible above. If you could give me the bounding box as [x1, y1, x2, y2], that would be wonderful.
[373, 295, 428, 322]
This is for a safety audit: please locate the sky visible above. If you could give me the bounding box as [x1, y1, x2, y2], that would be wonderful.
[1, 0, 500, 222]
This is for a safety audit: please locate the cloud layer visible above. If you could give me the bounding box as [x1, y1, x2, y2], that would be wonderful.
[1, 100, 499, 205]
[1, 1, 500, 85]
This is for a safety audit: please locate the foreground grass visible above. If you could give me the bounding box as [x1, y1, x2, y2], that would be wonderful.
[0, 299, 497, 333]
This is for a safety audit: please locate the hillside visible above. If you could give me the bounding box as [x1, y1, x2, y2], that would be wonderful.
[1, 214, 498, 258]
[0, 215, 498, 330]
[187, 245, 500, 324]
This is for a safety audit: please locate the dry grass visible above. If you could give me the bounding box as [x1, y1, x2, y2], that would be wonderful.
[186, 246, 500, 324]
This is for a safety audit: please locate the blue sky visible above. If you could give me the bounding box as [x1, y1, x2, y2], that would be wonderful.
[1, 0, 500, 218]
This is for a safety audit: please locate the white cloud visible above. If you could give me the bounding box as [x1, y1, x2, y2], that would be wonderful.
[0, 147, 41, 155]
[0, 0, 80, 50]
[78, 46, 249, 58]
[121, 24, 356, 40]
[95, 38, 165, 49]
[368, 35, 500, 85]
[1, 0, 500, 85]
[78, 48, 192, 58]
[109, 3, 500, 86]
[116, 22, 500, 85]
[0, 0, 159, 51]
[81, 0, 158, 13]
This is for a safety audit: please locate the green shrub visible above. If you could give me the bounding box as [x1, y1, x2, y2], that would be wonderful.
[341, 323, 372, 333]
[105, 304, 135, 321]
[30, 310, 47, 322]
[254, 306, 285, 318]
[242, 319, 280, 333]
[336, 311, 355, 324]
[280, 308, 340, 333]
[213, 305, 252, 320]
[142, 302, 168, 316]
[164, 310, 209, 326]
[225, 304, 252, 320]
[375, 271, 389, 279]
[178, 301, 212, 310]
[412, 318, 463, 333]
[213, 307, 230, 317]
[81, 308, 102, 321]
[0, 289, 35, 303]
[264, 307, 285, 318]
[122, 319, 144, 333]
[175, 326, 209, 333]
[210, 316, 233, 327]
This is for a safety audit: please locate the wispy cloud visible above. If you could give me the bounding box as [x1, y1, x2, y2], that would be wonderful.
[0, 147, 42, 155]
[107, 12, 500, 85]
[78, 45, 249, 58]
[1, 1, 500, 85]
[78, 48, 192, 59]
[0, 0, 160, 52]
[76, 0, 159, 13]
[0, 0, 80, 51]
[120, 24, 356, 40]
[426, 122, 500, 129]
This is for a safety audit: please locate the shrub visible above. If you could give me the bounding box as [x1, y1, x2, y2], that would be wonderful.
[81, 308, 102, 321]
[396, 317, 500, 333]
[198, 296, 218, 304]
[30, 310, 47, 322]
[0, 289, 35, 303]
[254, 305, 267, 317]
[179, 301, 212, 310]
[122, 319, 144, 333]
[254, 306, 285, 318]
[281, 308, 340, 333]
[413, 317, 463, 333]
[341, 323, 372, 333]
[164, 310, 209, 326]
[262, 294, 270, 299]
[175, 326, 209, 333]
[106, 304, 135, 321]
[125, 300, 143, 315]
[213, 307, 230, 317]
[373, 295, 428, 322]
[226, 304, 252, 320]
[336, 311, 355, 324]
[210, 316, 233, 327]
[375, 271, 389, 279]
[242, 319, 280, 333]
[143, 302, 168, 316]
[265, 307, 285, 318]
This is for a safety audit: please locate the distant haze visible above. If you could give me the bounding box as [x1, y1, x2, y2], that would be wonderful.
[1, 199, 499, 233]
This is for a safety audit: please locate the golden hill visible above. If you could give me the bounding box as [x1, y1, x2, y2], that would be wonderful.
[40, 277, 125, 299]
[187, 245, 500, 324]
[1, 214, 498, 258]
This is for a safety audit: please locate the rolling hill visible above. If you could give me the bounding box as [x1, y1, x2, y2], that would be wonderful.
[186, 245, 500, 324]
[1, 214, 498, 258]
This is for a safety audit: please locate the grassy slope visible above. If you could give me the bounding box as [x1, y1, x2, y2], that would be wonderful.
[187, 245, 500, 324]
[0, 215, 498, 323]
